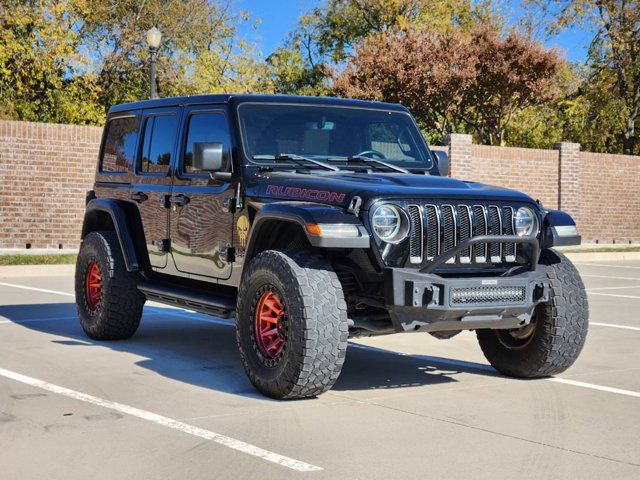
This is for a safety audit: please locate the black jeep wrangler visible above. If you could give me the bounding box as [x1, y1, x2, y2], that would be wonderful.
[76, 94, 588, 399]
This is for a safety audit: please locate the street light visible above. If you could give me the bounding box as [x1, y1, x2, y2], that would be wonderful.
[146, 27, 162, 99]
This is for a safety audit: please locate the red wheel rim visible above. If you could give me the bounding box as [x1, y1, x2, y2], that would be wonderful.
[254, 291, 286, 360]
[85, 261, 102, 311]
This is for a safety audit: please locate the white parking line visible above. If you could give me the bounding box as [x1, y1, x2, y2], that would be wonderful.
[576, 262, 640, 270]
[582, 274, 640, 281]
[350, 344, 640, 399]
[548, 378, 640, 398]
[588, 291, 640, 300]
[2, 280, 639, 400]
[0, 367, 322, 472]
[591, 322, 640, 331]
[587, 285, 640, 291]
[0, 315, 78, 325]
[0, 281, 74, 297]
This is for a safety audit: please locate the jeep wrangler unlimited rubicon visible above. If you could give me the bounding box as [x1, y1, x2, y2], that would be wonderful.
[76, 94, 588, 399]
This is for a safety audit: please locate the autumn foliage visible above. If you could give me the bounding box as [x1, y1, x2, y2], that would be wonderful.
[334, 27, 564, 145]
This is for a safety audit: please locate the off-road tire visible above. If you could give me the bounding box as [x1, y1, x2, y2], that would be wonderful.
[477, 249, 588, 377]
[236, 249, 348, 399]
[75, 230, 145, 340]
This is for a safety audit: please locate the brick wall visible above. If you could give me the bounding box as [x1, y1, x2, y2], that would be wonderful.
[576, 151, 640, 243]
[0, 120, 101, 249]
[0, 120, 638, 249]
[444, 134, 640, 243]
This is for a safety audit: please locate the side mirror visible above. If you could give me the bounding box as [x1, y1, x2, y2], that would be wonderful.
[433, 150, 450, 177]
[193, 142, 227, 172]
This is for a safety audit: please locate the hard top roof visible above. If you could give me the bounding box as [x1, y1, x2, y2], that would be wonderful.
[107, 94, 409, 115]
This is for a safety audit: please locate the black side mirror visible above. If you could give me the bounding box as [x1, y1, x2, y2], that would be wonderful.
[193, 142, 227, 172]
[432, 150, 450, 177]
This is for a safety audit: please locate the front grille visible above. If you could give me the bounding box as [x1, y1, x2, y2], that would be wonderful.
[408, 202, 520, 265]
[450, 286, 526, 305]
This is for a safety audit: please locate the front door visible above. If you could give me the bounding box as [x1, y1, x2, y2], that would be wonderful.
[169, 107, 235, 279]
[132, 107, 180, 269]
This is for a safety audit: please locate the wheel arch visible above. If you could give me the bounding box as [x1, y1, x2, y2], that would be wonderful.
[81, 199, 150, 272]
[243, 202, 370, 263]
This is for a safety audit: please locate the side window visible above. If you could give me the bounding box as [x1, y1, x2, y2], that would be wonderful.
[139, 114, 178, 174]
[183, 112, 230, 174]
[100, 116, 139, 173]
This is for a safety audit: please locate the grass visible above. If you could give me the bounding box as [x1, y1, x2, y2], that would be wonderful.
[0, 253, 77, 266]
[0, 245, 637, 266]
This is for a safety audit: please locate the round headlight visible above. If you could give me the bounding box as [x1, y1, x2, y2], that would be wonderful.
[372, 204, 409, 243]
[515, 207, 539, 237]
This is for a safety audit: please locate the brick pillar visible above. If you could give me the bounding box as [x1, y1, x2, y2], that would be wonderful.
[554, 142, 581, 215]
[444, 133, 473, 178]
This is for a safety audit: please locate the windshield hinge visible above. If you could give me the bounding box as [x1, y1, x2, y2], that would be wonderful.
[347, 196, 362, 216]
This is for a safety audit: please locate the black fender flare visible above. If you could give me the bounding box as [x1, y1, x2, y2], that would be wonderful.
[244, 202, 370, 260]
[541, 209, 581, 248]
[81, 199, 150, 271]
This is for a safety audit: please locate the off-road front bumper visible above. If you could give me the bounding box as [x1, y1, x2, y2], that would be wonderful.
[384, 267, 549, 332]
[384, 267, 548, 332]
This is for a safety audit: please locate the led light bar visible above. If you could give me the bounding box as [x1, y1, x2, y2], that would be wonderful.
[450, 286, 526, 305]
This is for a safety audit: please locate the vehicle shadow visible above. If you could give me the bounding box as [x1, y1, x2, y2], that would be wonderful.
[0, 302, 498, 399]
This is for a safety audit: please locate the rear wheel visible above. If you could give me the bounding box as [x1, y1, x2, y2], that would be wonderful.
[236, 249, 348, 399]
[477, 249, 588, 377]
[75, 231, 145, 340]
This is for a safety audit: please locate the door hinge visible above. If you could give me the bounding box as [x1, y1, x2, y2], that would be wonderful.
[157, 238, 171, 253]
[160, 194, 171, 209]
[220, 244, 235, 263]
[223, 197, 236, 213]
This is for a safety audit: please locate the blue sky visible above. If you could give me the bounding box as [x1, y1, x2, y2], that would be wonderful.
[236, 0, 592, 63]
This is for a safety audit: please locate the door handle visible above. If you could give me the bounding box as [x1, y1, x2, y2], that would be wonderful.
[169, 194, 190, 207]
[131, 191, 148, 203]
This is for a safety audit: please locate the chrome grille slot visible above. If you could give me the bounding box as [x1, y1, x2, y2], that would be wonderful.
[457, 205, 472, 263]
[424, 205, 439, 260]
[408, 201, 526, 267]
[441, 205, 456, 264]
[472, 205, 487, 262]
[407, 205, 422, 264]
[487, 206, 502, 262]
[503, 206, 516, 261]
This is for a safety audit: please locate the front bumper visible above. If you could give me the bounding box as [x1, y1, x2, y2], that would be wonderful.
[384, 267, 549, 333]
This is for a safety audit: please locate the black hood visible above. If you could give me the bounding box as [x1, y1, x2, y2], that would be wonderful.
[252, 171, 537, 209]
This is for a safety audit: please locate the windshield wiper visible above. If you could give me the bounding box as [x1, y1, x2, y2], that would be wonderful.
[252, 154, 339, 172]
[328, 155, 410, 174]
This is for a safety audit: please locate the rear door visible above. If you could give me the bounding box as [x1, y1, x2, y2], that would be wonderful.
[169, 106, 236, 279]
[132, 107, 180, 269]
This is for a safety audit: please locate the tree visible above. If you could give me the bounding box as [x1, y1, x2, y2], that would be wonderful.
[526, 0, 640, 154]
[266, 0, 493, 95]
[334, 26, 564, 145]
[0, 0, 103, 123]
[0, 0, 263, 125]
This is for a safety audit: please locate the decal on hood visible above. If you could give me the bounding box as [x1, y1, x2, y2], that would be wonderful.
[266, 185, 346, 203]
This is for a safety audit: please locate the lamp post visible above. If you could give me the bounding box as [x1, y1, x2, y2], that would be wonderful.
[146, 27, 162, 99]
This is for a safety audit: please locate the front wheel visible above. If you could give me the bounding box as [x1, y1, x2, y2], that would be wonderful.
[477, 249, 588, 377]
[236, 249, 348, 399]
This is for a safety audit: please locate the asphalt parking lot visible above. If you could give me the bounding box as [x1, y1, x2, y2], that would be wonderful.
[0, 259, 639, 479]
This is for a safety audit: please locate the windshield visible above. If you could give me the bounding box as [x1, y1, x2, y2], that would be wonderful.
[238, 103, 434, 170]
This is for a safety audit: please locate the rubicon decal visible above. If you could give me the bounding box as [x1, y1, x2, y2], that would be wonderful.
[265, 185, 346, 203]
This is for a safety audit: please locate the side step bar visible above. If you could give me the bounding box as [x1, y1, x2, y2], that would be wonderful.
[138, 282, 236, 319]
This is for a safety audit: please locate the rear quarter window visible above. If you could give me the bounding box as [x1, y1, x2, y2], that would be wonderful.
[100, 115, 140, 173]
